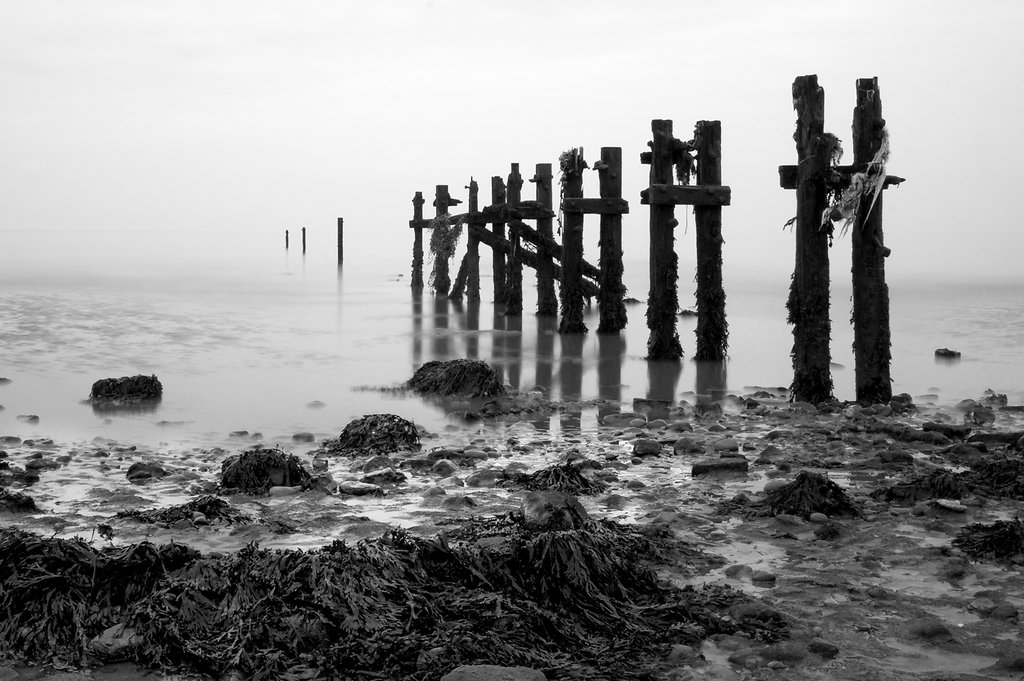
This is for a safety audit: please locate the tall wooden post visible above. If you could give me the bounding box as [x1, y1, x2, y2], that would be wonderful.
[285, 229, 289, 249]
[852, 77, 892, 404]
[533, 163, 558, 316]
[597, 147, 627, 333]
[433, 185, 452, 296]
[646, 120, 682, 359]
[411, 192, 425, 289]
[504, 163, 524, 316]
[465, 178, 481, 303]
[693, 121, 728, 359]
[558, 148, 587, 334]
[490, 177, 507, 303]
[301, 227, 306, 253]
[788, 75, 833, 403]
[342, 218, 350, 262]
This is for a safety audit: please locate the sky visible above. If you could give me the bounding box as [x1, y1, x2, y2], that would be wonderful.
[3, 0, 1023, 283]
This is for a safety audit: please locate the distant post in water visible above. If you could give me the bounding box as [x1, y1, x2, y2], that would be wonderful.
[302, 227, 307, 253]
[596, 146, 627, 333]
[490, 176, 507, 303]
[558, 148, 587, 334]
[644, 120, 682, 360]
[504, 163, 524, 316]
[851, 77, 893, 404]
[410, 191, 426, 289]
[285, 229, 289, 250]
[342, 218, 350, 262]
[533, 163, 558, 316]
[693, 121, 728, 360]
[786, 74, 833, 403]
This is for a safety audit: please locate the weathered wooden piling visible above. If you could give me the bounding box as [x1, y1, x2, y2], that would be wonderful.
[490, 177, 507, 303]
[337, 218, 344, 263]
[432, 185, 454, 296]
[693, 121, 728, 360]
[410, 192, 426, 289]
[504, 163, 525, 316]
[851, 77, 892, 404]
[786, 75, 834, 403]
[643, 121, 682, 359]
[596, 147, 627, 333]
[558, 148, 588, 334]
[285, 229, 289, 249]
[301, 227, 306, 253]
[465, 178, 481, 303]
[533, 163, 558, 316]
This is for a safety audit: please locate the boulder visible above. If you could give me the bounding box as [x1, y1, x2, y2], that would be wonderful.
[220, 448, 314, 495]
[408, 359, 505, 398]
[441, 665, 546, 681]
[336, 481, 385, 497]
[520, 491, 589, 531]
[126, 462, 167, 483]
[321, 414, 421, 456]
[90, 374, 163, 402]
[673, 438, 704, 455]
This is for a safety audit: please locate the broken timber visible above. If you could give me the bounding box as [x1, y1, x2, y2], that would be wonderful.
[641, 119, 731, 361]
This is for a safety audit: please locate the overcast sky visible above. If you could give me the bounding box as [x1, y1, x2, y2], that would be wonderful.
[3, 0, 1022, 282]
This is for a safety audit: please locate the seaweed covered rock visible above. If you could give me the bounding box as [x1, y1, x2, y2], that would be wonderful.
[320, 414, 421, 456]
[871, 469, 970, 505]
[0, 488, 37, 513]
[520, 491, 589, 531]
[408, 359, 505, 398]
[117, 495, 252, 525]
[762, 471, 859, 520]
[220, 447, 314, 495]
[90, 374, 163, 403]
[965, 457, 1024, 499]
[952, 518, 1024, 560]
[498, 462, 608, 495]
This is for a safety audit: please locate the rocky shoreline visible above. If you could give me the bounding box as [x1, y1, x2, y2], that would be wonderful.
[1, 386, 1024, 680]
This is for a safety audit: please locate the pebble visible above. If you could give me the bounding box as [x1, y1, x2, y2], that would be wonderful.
[763, 479, 787, 493]
[292, 432, 315, 443]
[808, 512, 828, 523]
[713, 437, 739, 452]
[807, 637, 840, 659]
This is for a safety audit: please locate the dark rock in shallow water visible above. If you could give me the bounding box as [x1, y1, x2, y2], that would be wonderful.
[90, 374, 163, 402]
[408, 359, 505, 398]
[126, 461, 167, 482]
[220, 447, 314, 495]
[0, 488, 37, 513]
[16, 415, 39, 425]
[320, 414, 421, 456]
[934, 348, 961, 359]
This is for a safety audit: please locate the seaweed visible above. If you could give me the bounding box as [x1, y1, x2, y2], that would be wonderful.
[408, 359, 505, 399]
[763, 471, 859, 520]
[965, 457, 1024, 500]
[220, 448, 315, 496]
[90, 375, 163, 402]
[870, 469, 970, 505]
[952, 518, 1024, 560]
[0, 488, 37, 513]
[319, 413, 421, 456]
[496, 462, 609, 495]
[116, 495, 252, 525]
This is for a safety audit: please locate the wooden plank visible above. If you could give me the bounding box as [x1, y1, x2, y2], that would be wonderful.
[561, 197, 630, 215]
[640, 184, 731, 207]
[779, 164, 904, 190]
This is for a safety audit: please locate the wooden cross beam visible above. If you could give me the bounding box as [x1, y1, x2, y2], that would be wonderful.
[778, 164, 904, 191]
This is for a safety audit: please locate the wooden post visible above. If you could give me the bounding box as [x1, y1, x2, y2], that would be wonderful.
[787, 75, 833, 403]
[301, 227, 306, 253]
[489, 177, 507, 303]
[504, 163, 524, 316]
[646, 120, 682, 359]
[597, 147, 627, 333]
[533, 163, 558, 316]
[433, 185, 452, 296]
[693, 121, 728, 359]
[411, 192, 425, 289]
[466, 178, 481, 303]
[558, 148, 587, 334]
[852, 77, 892, 404]
[342, 218, 350, 262]
[285, 229, 289, 249]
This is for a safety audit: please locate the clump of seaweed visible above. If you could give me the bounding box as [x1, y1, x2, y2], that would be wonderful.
[408, 359, 505, 398]
[497, 462, 609, 495]
[117, 495, 252, 525]
[0, 488, 37, 513]
[965, 457, 1024, 499]
[319, 413, 421, 456]
[763, 471, 859, 519]
[952, 518, 1024, 560]
[871, 469, 970, 505]
[90, 375, 163, 402]
[219, 448, 315, 495]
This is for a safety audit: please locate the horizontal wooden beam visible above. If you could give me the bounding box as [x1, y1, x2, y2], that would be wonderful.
[469, 223, 598, 297]
[640, 184, 731, 207]
[409, 219, 430, 229]
[560, 197, 630, 215]
[510, 220, 601, 282]
[778, 164, 906, 190]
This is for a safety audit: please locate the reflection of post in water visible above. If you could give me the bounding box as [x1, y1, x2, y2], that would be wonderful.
[559, 333, 586, 432]
[534, 316, 557, 394]
[490, 307, 507, 387]
[432, 296, 452, 360]
[647, 358, 682, 406]
[597, 333, 626, 420]
[695, 360, 728, 403]
[505, 315, 523, 392]
[411, 288, 424, 368]
[465, 301, 480, 360]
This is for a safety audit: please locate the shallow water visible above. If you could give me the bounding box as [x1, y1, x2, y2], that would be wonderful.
[1, 227, 1022, 451]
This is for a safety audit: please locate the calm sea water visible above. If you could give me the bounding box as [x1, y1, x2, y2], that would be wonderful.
[1, 229, 1021, 448]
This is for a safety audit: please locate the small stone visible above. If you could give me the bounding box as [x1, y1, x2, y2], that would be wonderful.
[630, 457, 643, 465]
[808, 512, 828, 523]
[126, 461, 167, 482]
[602, 412, 642, 427]
[766, 661, 786, 670]
[673, 438, 704, 455]
[292, 431, 315, 443]
[632, 439, 663, 456]
[713, 437, 739, 452]
[441, 495, 477, 510]
[906, 620, 955, 642]
[807, 637, 839, 659]
[361, 467, 406, 485]
[0, 436, 21, 446]
[171, 518, 193, 530]
[692, 457, 748, 477]
[629, 418, 647, 428]
[431, 459, 458, 477]
[724, 564, 753, 579]
[422, 486, 446, 498]
[336, 481, 385, 496]
[763, 479, 787, 493]
[268, 485, 301, 497]
[15, 415, 39, 425]
[751, 571, 777, 585]
[989, 603, 1018, 620]
[625, 479, 646, 490]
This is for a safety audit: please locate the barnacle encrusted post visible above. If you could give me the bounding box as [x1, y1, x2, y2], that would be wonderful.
[534, 163, 559, 316]
[787, 75, 834, 403]
[693, 120, 728, 360]
[851, 77, 893, 404]
[596, 146, 628, 333]
[558, 147, 588, 334]
[504, 163, 525, 316]
[646, 120, 683, 360]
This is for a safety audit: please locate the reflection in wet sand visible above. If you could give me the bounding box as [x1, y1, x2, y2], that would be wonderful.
[597, 333, 626, 421]
[559, 333, 585, 431]
[696, 360, 729, 402]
